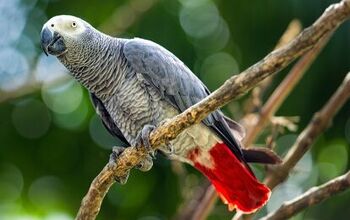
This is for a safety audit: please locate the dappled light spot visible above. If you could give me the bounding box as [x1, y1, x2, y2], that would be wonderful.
[35, 54, 68, 84]
[201, 52, 239, 90]
[28, 176, 66, 211]
[0, 214, 41, 220]
[192, 18, 231, 53]
[275, 134, 298, 155]
[288, 152, 318, 189]
[12, 99, 51, 139]
[267, 183, 302, 213]
[0, 212, 72, 220]
[41, 80, 83, 114]
[43, 212, 73, 220]
[0, 163, 23, 204]
[179, 0, 220, 39]
[107, 172, 156, 209]
[89, 115, 120, 149]
[53, 96, 90, 130]
[0, 47, 29, 91]
[0, 0, 27, 47]
[317, 140, 348, 182]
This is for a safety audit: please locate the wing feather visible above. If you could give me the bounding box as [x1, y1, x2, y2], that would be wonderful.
[90, 93, 129, 146]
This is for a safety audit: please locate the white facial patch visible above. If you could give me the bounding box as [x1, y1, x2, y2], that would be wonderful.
[44, 15, 86, 38]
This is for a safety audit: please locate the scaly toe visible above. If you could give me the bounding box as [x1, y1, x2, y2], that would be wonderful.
[115, 171, 130, 185]
[109, 146, 125, 163]
[136, 155, 153, 172]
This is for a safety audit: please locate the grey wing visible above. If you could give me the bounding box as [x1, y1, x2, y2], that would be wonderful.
[90, 93, 129, 147]
[123, 38, 245, 161]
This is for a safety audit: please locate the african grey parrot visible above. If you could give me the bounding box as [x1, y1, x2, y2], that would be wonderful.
[40, 15, 279, 213]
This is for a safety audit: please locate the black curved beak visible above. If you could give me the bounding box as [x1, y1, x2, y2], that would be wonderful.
[40, 27, 66, 56]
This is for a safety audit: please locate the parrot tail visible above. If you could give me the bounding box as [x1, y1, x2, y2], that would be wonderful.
[187, 142, 271, 213]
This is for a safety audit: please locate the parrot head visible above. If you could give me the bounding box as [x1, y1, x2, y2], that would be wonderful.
[40, 15, 92, 57]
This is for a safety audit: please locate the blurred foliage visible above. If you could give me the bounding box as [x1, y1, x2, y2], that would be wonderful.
[0, 0, 349, 219]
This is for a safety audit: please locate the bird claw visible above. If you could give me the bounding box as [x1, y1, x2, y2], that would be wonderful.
[135, 154, 153, 172]
[109, 146, 130, 185]
[110, 143, 153, 178]
[136, 124, 155, 149]
[115, 172, 130, 185]
[162, 142, 174, 155]
[135, 124, 156, 155]
[134, 124, 157, 171]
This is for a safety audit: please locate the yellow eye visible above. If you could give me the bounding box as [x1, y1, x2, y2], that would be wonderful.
[71, 22, 77, 28]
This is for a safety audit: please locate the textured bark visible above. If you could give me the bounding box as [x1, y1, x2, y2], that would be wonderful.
[76, 1, 350, 219]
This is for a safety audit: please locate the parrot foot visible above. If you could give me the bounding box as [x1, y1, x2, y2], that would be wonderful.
[110, 146, 130, 184]
[135, 154, 153, 172]
[135, 124, 156, 156]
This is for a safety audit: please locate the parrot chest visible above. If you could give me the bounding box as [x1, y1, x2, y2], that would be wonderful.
[104, 73, 220, 164]
[104, 73, 163, 145]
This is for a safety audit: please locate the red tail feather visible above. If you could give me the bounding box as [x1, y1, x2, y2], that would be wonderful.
[187, 143, 270, 213]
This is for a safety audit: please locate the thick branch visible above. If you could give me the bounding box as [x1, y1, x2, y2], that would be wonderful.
[264, 72, 350, 189]
[260, 171, 350, 220]
[76, 1, 350, 219]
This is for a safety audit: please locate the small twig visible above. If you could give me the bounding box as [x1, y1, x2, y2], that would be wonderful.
[260, 170, 350, 220]
[237, 71, 350, 220]
[264, 72, 350, 189]
[76, 1, 350, 219]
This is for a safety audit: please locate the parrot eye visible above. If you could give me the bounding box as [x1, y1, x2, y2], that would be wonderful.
[71, 22, 77, 28]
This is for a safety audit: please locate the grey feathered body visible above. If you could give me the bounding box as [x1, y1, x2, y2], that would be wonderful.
[58, 35, 219, 163]
[58, 29, 243, 164]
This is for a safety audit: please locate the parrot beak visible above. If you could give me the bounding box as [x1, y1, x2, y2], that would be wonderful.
[40, 27, 66, 56]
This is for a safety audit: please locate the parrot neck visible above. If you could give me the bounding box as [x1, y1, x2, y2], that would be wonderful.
[58, 36, 128, 101]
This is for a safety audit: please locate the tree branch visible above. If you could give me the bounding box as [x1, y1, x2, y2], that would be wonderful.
[260, 170, 350, 220]
[264, 71, 350, 189]
[76, 1, 350, 219]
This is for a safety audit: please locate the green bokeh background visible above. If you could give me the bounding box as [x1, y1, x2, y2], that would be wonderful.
[0, 0, 349, 219]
